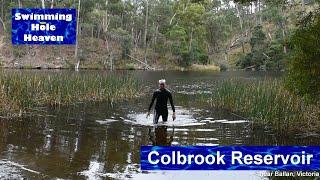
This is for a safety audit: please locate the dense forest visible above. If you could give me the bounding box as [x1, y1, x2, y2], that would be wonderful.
[0, 0, 318, 72]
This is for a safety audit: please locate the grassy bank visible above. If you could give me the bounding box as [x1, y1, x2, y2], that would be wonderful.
[169, 64, 221, 71]
[188, 64, 220, 71]
[0, 72, 140, 117]
[207, 79, 320, 133]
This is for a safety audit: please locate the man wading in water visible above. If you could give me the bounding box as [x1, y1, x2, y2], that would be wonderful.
[147, 79, 176, 124]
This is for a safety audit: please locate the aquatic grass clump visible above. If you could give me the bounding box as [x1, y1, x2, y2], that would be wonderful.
[209, 79, 320, 133]
[0, 72, 141, 116]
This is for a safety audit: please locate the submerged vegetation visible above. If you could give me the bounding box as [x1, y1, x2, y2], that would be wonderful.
[207, 79, 320, 133]
[0, 72, 140, 117]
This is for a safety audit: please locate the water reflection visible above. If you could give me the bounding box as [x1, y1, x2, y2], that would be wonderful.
[0, 70, 316, 179]
[148, 126, 174, 146]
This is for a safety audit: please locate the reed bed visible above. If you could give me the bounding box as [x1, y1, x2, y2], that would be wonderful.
[0, 72, 140, 116]
[209, 79, 320, 133]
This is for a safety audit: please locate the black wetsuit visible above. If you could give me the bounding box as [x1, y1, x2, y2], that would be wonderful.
[148, 88, 175, 123]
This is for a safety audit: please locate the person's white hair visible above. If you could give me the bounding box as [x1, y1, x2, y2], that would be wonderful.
[158, 79, 166, 84]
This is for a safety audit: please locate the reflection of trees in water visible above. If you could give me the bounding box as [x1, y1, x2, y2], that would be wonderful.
[0, 103, 121, 177]
[148, 126, 174, 146]
[0, 120, 9, 151]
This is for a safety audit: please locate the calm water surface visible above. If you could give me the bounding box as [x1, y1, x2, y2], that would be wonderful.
[0, 70, 318, 179]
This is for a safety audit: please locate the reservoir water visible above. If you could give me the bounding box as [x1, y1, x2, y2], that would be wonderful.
[0, 70, 317, 179]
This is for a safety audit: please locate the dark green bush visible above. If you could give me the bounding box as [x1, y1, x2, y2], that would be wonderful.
[286, 10, 320, 102]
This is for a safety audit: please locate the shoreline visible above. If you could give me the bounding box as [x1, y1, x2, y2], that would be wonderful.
[0, 65, 222, 72]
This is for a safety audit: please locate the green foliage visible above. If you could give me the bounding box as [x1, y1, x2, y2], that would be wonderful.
[204, 13, 233, 51]
[219, 63, 228, 71]
[166, 25, 189, 66]
[167, 25, 208, 66]
[262, 5, 285, 25]
[190, 42, 208, 65]
[126, 63, 136, 70]
[1, 0, 318, 71]
[237, 25, 267, 69]
[237, 53, 253, 68]
[167, 25, 188, 55]
[111, 28, 132, 59]
[165, 1, 209, 66]
[180, 51, 192, 66]
[286, 10, 320, 101]
[250, 25, 267, 51]
[265, 41, 286, 70]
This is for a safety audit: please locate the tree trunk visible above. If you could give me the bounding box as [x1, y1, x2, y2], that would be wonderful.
[0, 0, 5, 32]
[258, 0, 262, 24]
[104, 0, 111, 69]
[301, 0, 305, 12]
[169, 13, 176, 25]
[235, 3, 245, 53]
[1, 0, 4, 24]
[254, 1, 257, 25]
[280, 8, 287, 54]
[131, 20, 135, 52]
[282, 28, 287, 54]
[151, 21, 156, 63]
[41, 0, 45, 9]
[104, 0, 108, 33]
[189, 27, 193, 51]
[0, 16, 6, 32]
[109, 52, 113, 70]
[91, 26, 93, 39]
[75, 0, 81, 71]
[268, 31, 272, 41]
[224, 52, 228, 62]
[18, 0, 22, 8]
[143, 0, 149, 66]
[51, 0, 54, 8]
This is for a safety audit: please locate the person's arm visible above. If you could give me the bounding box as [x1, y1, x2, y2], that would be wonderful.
[148, 91, 156, 112]
[169, 92, 175, 112]
[168, 92, 176, 120]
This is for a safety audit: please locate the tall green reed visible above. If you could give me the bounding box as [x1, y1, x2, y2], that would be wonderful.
[0, 72, 140, 116]
[209, 79, 320, 133]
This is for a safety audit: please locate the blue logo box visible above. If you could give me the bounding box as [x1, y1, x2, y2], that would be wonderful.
[141, 146, 320, 170]
[12, 8, 76, 45]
